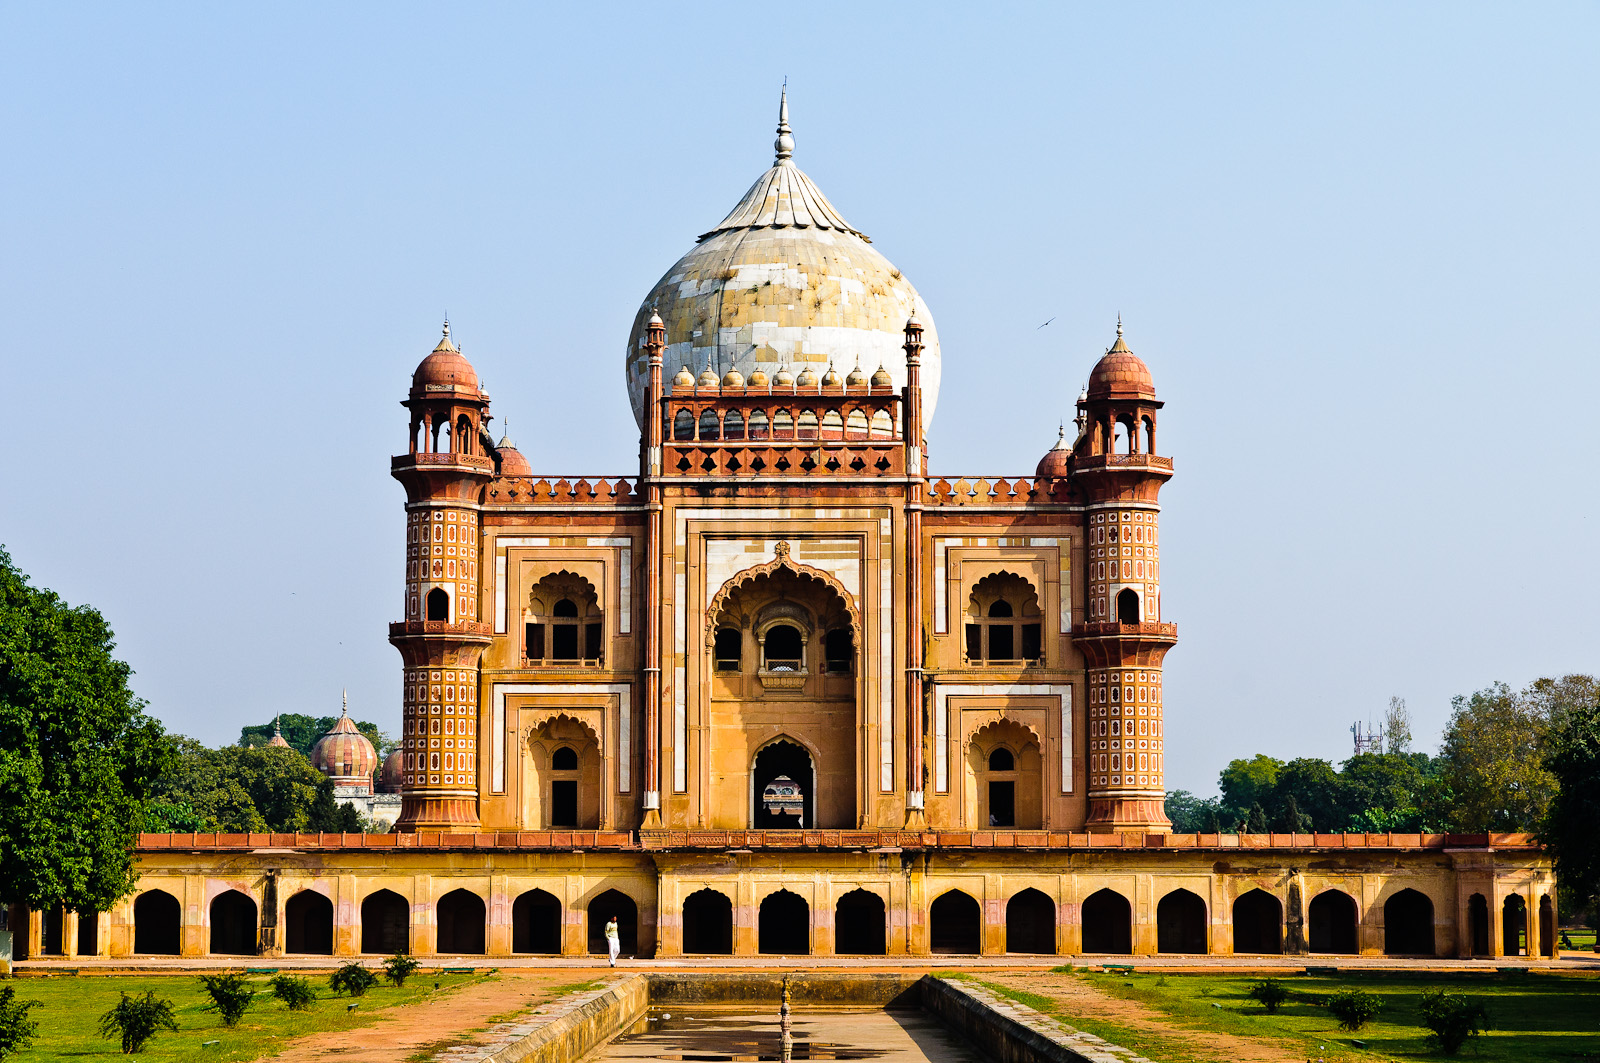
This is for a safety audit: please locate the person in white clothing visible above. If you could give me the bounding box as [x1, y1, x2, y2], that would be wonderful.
[605, 916, 620, 966]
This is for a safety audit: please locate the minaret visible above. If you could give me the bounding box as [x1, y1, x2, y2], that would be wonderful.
[389, 321, 494, 830]
[903, 313, 928, 826]
[641, 310, 665, 828]
[1071, 320, 1177, 833]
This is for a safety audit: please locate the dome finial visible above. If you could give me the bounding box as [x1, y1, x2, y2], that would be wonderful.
[1116, 313, 1122, 339]
[341, 688, 348, 718]
[443, 314, 450, 340]
[774, 79, 794, 163]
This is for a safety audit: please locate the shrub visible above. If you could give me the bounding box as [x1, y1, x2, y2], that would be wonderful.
[97, 991, 179, 1054]
[1326, 988, 1383, 1031]
[0, 986, 42, 1061]
[270, 974, 317, 1011]
[1418, 988, 1490, 1055]
[1247, 978, 1290, 1013]
[383, 952, 421, 987]
[198, 973, 254, 1028]
[329, 962, 379, 997]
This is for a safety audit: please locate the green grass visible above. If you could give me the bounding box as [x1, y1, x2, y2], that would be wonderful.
[986, 970, 1600, 1063]
[1561, 927, 1596, 952]
[3, 969, 490, 1062]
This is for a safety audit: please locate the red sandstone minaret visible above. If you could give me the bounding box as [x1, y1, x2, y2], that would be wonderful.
[389, 321, 494, 830]
[1071, 319, 1177, 833]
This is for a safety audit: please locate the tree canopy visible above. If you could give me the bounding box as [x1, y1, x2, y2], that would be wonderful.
[238, 713, 390, 759]
[0, 547, 172, 911]
[1541, 701, 1600, 909]
[144, 737, 361, 832]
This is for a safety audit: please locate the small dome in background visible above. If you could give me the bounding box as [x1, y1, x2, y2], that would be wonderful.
[748, 368, 769, 387]
[871, 364, 893, 387]
[380, 748, 405, 794]
[796, 367, 817, 386]
[846, 363, 868, 386]
[266, 717, 291, 749]
[821, 364, 841, 386]
[774, 366, 795, 385]
[1087, 320, 1156, 401]
[496, 435, 532, 478]
[309, 696, 377, 795]
[674, 366, 696, 387]
[697, 367, 720, 387]
[1036, 425, 1073, 480]
[722, 368, 745, 387]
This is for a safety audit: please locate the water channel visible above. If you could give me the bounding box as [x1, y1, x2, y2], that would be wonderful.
[599, 1006, 985, 1062]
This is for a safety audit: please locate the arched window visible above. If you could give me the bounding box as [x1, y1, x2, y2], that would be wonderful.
[551, 746, 578, 770]
[846, 409, 868, 437]
[673, 410, 694, 440]
[698, 409, 720, 441]
[772, 408, 794, 436]
[965, 573, 1043, 663]
[723, 410, 745, 440]
[1117, 588, 1141, 624]
[823, 628, 853, 674]
[714, 628, 743, 672]
[870, 409, 895, 438]
[747, 409, 770, 439]
[525, 573, 603, 666]
[456, 416, 474, 455]
[549, 745, 579, 826]
[820, 409, 844, 436]
[988, 748, 1014, 772]
[797, 409, 819, 438]
[763, 624, 803, 672]
[426, 588, 449, 622]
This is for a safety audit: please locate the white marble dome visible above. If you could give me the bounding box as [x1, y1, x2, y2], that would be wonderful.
[625, 92, 941, 432]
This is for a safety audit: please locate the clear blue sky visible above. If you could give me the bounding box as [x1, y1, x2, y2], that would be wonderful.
[2, 4, 1595, 796]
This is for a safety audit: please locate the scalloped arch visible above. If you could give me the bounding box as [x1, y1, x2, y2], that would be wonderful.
[704, 543, 859, 640]
[524, 710, 601, 748]
[970, 716, 1043, 749]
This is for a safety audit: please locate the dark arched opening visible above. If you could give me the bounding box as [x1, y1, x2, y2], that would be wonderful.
[587, 889, 638, 956]
[673, 409, 694, 441]
[1006, 889, 1056, 954]
[1156, 889, 1206, 954]
[930, 890, 981, 954]
[753, 739, 813, 829]
[1081, 889, 1132, 954]
[763, 624, 803, 668]
[824, 628, 853, 673]
[436, 889, 486, 955]
[714, 628, 742, 672]
[361, 889, 410, 954]
[758, 890, 810, 955]
[133, 890, 181, 955]
[77, 909, 98, 956]
[1502, 894, 1527, 957]
[512, 889, 562, 954]
[1307, 890, 1357, 955]
[1116, 588, 1140, 624]
[1539, 895, 1555, 958]
[835, 890, 886, 956]
[1468, 893, 1489, 957]
[1383, 888, 1435, 956]
[682, 889, 733, 955]
[209, 890, 258, 956]
[1232, 889, 1282, 954]
[41, 905, 63, 956]
[285, 890, 334, 955]
[426, 587, 449, 621]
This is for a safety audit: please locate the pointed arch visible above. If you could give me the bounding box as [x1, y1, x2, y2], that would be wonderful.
[704, 542, 859, 640]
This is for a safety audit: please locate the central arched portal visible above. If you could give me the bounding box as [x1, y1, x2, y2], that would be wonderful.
[752, 739, 814, 829]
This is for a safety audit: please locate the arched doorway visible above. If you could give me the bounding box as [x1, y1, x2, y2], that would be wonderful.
[967, 721, 1043, 829]
[930, 890, 981, 954]
[1467, 893, 1490, 957]
[1233, 889, 1282, 955]
[285, 890, 334, 955]
[1539, 895, 1555, 958]
[77, 909, 99, 956]
[1156, 889, 1206, 954]
[133, 890, 181, 955]
[41, 905, 63, 956]
[682, 889, 733, 955]
[1006, 889, 1055, 954]
[758, 890, 810, 955]
[210, 890, 258, 956]
[1384, 888, 1435, 956]
[1502, 894, 1527, 957]
[587, 889, 638, 957]
[437, 889, 486, 955]
[360, 889, 410, 954]
[526, 715, 601, 829]
[1307, 890, 1357, 955]
[512, 889, 562, 954]
[1081, 889, 1132, 954]
[835, 890, 886, 956]
[753, 739, 814, 829]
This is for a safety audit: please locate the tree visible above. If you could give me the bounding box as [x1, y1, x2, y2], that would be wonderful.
[0, 547, 174, 913]
[149, 738, 339, 832]
[0, 986, 42, 1060]
[1339, 752, 1432, 831]
[1435, 682, 1556, 831]
[1274, 794, 1313, 833]
[1272, 758, 1342, 831]
[1219, 755, 1283, 824]
[97, 991, 177, 1054]
[307, 776, 363, 832]
[1542, 701, 1600, 910]
[198, 973, 254, 1027]
[1524, 674, 1599, 729]
[238, 713, 391, 760]
[1164, 790, 1224, 833]
[1245, 801, 1269, 833]
[1383, 696, 1412, 753]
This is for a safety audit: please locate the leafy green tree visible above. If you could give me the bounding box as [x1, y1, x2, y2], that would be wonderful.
[97, 991, 177, 1053]
[1524, 674, 1598, 729]
[1339, 752, 1432, 831]
[1245, 801, 1269, 833]
[1434, 682, 1556, 831]
[1247, 979, 1288, 1012]
[1272, 758, 1342, 831]
[270, 974, 317, 1010]
[149, 738, 339, 832]
[0, 547, 174, 913]
[1219, 755, 1283, 823]
[1417, 988, 1490, 1055]
[307, 776, 363, 832]
[1542, 701, 1600, 910]
[383, 952, 420, 986]
[198, 974, 254, 1027]
[1383, 696, 1413, 753]
[1164, 790, 1224, 833]
[329, 963, 378, 996]
[0, 986, 42, 1060]
[1326, 988, 1383, 1031]
[1274, 794, 1313, 832]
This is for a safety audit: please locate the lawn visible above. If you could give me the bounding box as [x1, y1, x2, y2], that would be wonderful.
[3, 968, 489, 1062]
[982, 969, 1600, 1063]
[1561, 927, 1596, 952]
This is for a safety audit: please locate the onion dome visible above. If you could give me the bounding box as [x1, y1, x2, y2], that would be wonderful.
[822, 363, 841, 386]
[380, 747, 405, 793]
[748, 368, 769, 387]
[411, 321, 481, 396]
[697, 367, 720, 387]
[846, 362, 869, 386]
[1087, 319, 1156, 401]
[674, 365, 695, 387]
[266, 717, 291, 749]
[796, 366, 818, 386]
[309, 694, 377, 794]
[1036, 425, 1072, 480]
[774, 366, 794, 386]
[870, 364, 893, 388]
[626, 89, 941, 431]
[495, 434, 532, 478]
[722, 368, 745, 387]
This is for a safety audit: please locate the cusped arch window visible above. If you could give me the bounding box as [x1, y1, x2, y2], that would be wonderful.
[525, 573, 603, 666]
[965, 572, 1043, 664]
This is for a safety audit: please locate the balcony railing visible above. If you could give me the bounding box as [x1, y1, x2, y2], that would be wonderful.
[485, 477, 637, 505]
[1071, 621, 1178, 639]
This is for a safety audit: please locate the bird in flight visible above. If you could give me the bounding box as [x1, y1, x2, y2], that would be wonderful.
[1036, 317, 1055, 329]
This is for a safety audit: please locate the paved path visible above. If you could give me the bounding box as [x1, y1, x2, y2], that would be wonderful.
[597, 1007, 986, 1062]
